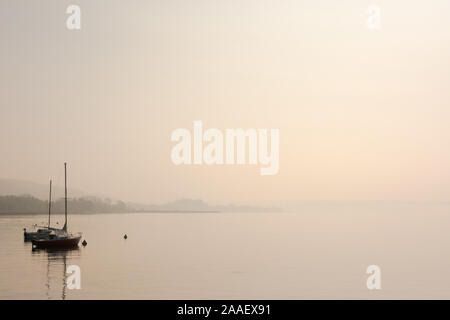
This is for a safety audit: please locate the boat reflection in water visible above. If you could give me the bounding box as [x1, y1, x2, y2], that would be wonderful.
[32, 247, 81, 300]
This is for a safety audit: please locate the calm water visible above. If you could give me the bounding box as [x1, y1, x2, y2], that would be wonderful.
[1, 205, 450, 299]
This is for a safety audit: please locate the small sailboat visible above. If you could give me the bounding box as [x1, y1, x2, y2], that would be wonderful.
[24, 180, 55, 241]
[32, 163, 82, 249]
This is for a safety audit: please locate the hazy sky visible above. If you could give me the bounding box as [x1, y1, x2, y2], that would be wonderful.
[1, 0, 450, 205]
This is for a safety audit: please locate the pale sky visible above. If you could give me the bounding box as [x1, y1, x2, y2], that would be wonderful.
[1, 0, 450, 205]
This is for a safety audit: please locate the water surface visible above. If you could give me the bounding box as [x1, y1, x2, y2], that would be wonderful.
[1, 205, 450, 299]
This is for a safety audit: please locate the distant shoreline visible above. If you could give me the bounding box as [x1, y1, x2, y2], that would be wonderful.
[0, 210, 222, 216]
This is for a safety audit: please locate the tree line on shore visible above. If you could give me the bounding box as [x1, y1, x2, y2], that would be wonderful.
[0, 195, 130, 214]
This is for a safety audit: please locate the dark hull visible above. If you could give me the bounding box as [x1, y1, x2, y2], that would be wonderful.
[32, 236, 81, 249]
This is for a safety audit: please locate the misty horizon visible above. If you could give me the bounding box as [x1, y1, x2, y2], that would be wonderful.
[1, 177, 449, 213]
[0, 177, 284, 212]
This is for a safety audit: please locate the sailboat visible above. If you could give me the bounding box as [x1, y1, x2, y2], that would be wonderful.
[32, 163, 82, 249]
[24, 180, 56, 241]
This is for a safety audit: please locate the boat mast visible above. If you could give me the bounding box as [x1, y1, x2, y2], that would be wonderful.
[63, 162, 68, 231]
[48, 180, 52, 228]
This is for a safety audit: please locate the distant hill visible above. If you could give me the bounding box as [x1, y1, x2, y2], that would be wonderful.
[0, 179, 91, 200]
[128, 198, 283, 213]
[0, 195, 128, 215]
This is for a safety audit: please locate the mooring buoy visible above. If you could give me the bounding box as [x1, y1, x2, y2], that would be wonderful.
[124, 234, 128, 239]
